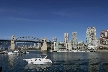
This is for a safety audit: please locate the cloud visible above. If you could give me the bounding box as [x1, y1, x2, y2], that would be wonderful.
[52, 7, 105, 18]
[53, 12, 73, 17]
[53, 10, 85, 18]
[12, 18, 41, 22]
[7, 17, 63, 24]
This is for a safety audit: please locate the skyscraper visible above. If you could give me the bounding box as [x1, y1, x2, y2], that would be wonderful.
[86, 27, 97, 46]
[72, 32, 77, 49]
[64, 33, 69, 43]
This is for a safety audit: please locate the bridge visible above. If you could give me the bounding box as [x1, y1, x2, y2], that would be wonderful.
[0, 36, 53, 51]
[0, 36, 49, 43]
[0, 36, 52, 43]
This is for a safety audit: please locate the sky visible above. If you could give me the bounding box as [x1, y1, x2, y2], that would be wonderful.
[0, 0, 108, 42]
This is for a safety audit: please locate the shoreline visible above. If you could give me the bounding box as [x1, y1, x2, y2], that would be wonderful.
[27, 49, 108, 52]
[97, 50, 108, 52]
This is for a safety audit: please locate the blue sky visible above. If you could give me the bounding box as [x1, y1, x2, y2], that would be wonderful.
[0, 0, 108, 42]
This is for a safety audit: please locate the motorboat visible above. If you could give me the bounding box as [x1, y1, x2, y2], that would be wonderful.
[23, 54, 52, 64]
[23, 51, 29, 54]
[14, 50, 19, 53]
[26, 51, 29, 54]
[0, 49, 8, 54]
[23, 58, 37, 64]
[33, 57, 52, 64]
[57, 49, 67, 52]
[8, 50, 19, 55]
[13, 50, 19, 54]
[8, 52, 16, 55]
[0, 50, 8, 54]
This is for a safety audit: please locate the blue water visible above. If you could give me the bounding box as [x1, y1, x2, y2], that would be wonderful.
[0, 51, 108, 72]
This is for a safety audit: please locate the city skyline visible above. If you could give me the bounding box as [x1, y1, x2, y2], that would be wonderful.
[0, 0, 108, 41]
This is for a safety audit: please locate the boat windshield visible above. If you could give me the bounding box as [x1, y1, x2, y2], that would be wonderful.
[40, 55, 47, 58]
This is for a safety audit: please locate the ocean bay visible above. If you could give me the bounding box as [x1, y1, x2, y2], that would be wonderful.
[0, 51, 108, 72]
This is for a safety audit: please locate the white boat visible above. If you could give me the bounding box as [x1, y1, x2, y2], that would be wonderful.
[26, 51, 29, 54]
[2, 50, 8, 54]
[14, 50, 19, 54]
[57, 49, 67, 52]
[23, 58, 37, 63]
[23, 54, 52, 64]
[14, 50, 19, 53]
[23, 51, 29, 54]
[8, 52, 15, 55]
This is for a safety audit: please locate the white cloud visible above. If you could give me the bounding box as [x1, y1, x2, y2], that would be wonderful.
[12, 18, 41, 22]
[8, 17, 63, 24]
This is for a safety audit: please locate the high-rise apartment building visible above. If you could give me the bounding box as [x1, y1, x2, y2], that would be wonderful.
[86, 27, 97, 47]
[72, 32, 77, 49]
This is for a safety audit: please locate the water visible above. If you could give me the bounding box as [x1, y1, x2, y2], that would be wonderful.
[0, 51, 108, 72]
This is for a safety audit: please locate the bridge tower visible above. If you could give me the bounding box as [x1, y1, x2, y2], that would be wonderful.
[53, 37, 57, 51]
[10, 35, 15, 51]
[41, 38, 47, 51]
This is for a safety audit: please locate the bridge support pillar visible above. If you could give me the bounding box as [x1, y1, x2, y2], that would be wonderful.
[54, 42, 56, 51]
[37, 43, 41, 49]
[10, 35, 15, 51]
[33, 43, 37, 48]
[41, 38, 47, 51]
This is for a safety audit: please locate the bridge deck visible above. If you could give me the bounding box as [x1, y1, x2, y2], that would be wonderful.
[0, 39, 52, 43]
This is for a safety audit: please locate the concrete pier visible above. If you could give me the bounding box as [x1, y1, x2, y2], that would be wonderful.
[10, 35, 15, 51]
[41, 38, 47, 51]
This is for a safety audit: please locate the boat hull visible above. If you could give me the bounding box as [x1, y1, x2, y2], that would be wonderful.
[23, 59, 36, 64]
[33, 62, 52, 64]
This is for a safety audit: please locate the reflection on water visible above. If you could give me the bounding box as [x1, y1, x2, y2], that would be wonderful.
[0, 51, 108, 72]
[8, 55, 15, 70]
[88, 53, 100, 72]
[24, 63, 52, 71]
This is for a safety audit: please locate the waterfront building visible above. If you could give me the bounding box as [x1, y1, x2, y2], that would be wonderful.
[53, 37, 59, 51]
[72, 32, 77, 49]
[33, 43, 41, 49]
[77, 41, 85, 51]
[67, 41, 72, 50]
[64, 33, 69, 43]
[99, 30, 108, 49]
[64, 33, 69, 50]
[100, 30, 108, 45]
[86, 27, 98, 49]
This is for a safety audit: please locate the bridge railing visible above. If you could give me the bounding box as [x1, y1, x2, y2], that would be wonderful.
[0, 39, 52, 42]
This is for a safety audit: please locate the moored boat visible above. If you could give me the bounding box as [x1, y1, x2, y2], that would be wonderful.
[8, 52, 16, 55]
[23, 54, 52, 64]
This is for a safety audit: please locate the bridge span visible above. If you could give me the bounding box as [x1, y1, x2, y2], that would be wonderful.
[0, 35, 53, 51]
[0, 36, 52, 43]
